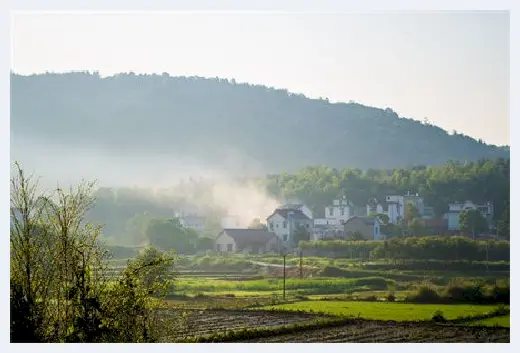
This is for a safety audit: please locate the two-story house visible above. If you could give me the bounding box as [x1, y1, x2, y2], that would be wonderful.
[266, 207, 313, 248]
[444, 200, 494, 231]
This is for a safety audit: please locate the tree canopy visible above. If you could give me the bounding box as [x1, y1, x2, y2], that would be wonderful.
[11, 72, 508, 173]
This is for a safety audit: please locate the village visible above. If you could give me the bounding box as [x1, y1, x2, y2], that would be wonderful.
[174, 193, 496, 255]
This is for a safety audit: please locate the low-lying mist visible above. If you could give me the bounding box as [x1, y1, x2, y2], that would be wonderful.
[11, 136, 282, 231]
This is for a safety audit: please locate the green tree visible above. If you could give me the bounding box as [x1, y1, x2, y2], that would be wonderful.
[196, 237, 215, 251]
[293, 225, 311, 246]
[405, 202, 421, 225]
[349, 231, 365, 241]
[248, 218, 268, 230]
[497, 201, 509, 239]
[409, 218, 426, 236]
[458, 209, 489, 238]
[10, 162, 182, 343]
[144, 218, 194, 253]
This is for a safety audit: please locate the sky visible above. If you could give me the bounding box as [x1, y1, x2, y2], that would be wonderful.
[11, 11, 510, 146]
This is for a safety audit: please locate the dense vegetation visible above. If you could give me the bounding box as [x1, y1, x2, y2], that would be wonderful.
[10, 164, 179, 342]
[262, 158, 510, 221]
[300, 237, 510, 262]
[80, 158, 510, 244]
[11, 72, 508, 173]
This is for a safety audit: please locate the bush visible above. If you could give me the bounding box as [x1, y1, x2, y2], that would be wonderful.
[491, 285, 510, 304]
[432, 310, 446, 323]
[407, 285, 440, 303]
[387, 293, 396, 302]
[363, 295, 378, 302]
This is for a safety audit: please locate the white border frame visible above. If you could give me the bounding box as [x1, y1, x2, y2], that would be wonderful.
[2, 1, 517, 352]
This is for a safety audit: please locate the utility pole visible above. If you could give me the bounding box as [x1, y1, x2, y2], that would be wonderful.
[283, 251, 286, 301]
[299, 250, 303, 279]
[486, 240, 489, 272]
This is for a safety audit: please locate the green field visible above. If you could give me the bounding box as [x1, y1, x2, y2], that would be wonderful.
[255, 300, 502, 321]
[467, 315, 510, 327]
[174, 276, 391, 294]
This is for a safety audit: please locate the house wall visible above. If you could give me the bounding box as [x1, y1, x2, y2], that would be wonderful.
[366, 204, 384, 215]
[215, 232, 237, 253]
[267, 213, 290, 241]
[265, 236, 280, 253]
[299, 205, 314, 220]
[445, 201, 494, 231]
[325, 205, 352, 223]
[343, 218, 375, 240]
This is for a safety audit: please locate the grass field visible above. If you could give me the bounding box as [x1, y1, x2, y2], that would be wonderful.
[174, 276, 391, 294]
[255, 300, 503, 321]
[467, 315, 510, 327]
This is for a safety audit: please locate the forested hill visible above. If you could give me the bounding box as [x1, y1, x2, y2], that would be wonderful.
[10, 72, 509, 171]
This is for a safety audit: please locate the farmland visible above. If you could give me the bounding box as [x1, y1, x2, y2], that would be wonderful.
[253, 301, 504, 321]
[238, 320, 510, 343]
[94, 252, 513, 343]
[154, 308, 509, 343]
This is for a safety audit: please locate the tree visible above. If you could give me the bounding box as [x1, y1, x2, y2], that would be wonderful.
[349, 231, 365, 241]
[144, 218, 194, 253]
[409, 218, 427, 236]
[10, 162, 182, 342]
[405, 202, 420, 225]
[497, 201, 509, 239]
[459, 209, 489, 238]
[248, 218, 268, 230]
[293, 225, 311, 246]
[196, 237, 215, 251]
[368, 213, 391, 235]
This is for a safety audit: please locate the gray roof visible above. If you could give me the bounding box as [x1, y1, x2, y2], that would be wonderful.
[219, 229, 277, 249]
[345, 216, 377, 225]
[267, 208, 310, 220]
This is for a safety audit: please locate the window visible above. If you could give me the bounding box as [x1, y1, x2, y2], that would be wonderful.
[340, 208, 345, 216]
[283, 235, 288, 241]
[216, 244, 221, 251]
[276, 223, 279, 228]
[269, 222, 274, 230]
[306, 224, 309, 228]
[329, 208, 333, 216]
[283, 221, 287, 228]
[227, 244, 233, 252]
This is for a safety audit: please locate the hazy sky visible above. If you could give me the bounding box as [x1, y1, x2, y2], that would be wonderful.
[11, 11, 510, 146]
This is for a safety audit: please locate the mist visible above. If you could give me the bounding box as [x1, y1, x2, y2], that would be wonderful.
[11, 135, 282, 230]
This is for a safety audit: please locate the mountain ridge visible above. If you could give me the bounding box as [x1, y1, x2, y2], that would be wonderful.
[10, 72, 509, 173]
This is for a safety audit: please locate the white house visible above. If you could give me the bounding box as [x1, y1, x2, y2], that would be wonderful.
[266, 207, 313, 247]
[324, 196, 355, 223]
[385, 192, 425, 224]
[444, 200, 493, 231]
[215, 228, 279, 254]
[366, 198, 385, 215]
[311, 196, 360, 241]
[343, 216, 383, 240]
[278, 202, 313, 220]
[176, 210, 207, 233]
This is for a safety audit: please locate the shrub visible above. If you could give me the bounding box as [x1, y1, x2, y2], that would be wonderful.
[363, 295, 378, 302]
[432, 310, 446, 323]
[491, 285, 510, 304]
[407, 285, 440, 303]
[387, 293, 396, 302]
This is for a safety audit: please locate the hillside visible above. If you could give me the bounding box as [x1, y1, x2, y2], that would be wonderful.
[10, 72, 509, 172]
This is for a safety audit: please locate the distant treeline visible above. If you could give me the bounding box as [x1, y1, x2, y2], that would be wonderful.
[300, 237, 510, 262]
[85, 158, 509, 246]
[263, 159, 510, 227]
